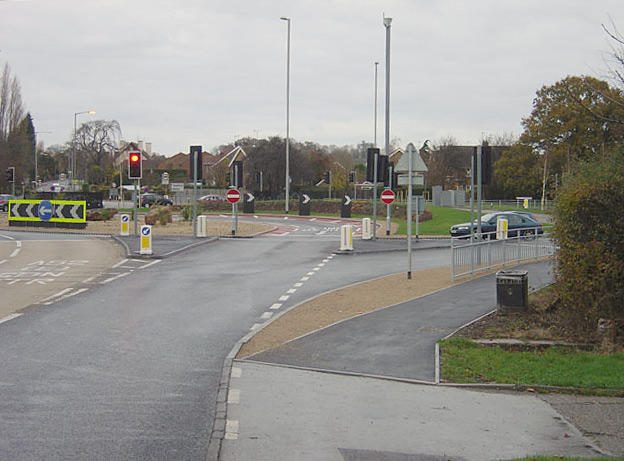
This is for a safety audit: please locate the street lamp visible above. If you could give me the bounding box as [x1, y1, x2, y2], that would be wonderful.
[281, 16, 291, 213]
[72, 110, 96, 185]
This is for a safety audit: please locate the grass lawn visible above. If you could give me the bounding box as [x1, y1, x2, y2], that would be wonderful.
[439, 337, 624, 393]
[395, 206, 473, 235]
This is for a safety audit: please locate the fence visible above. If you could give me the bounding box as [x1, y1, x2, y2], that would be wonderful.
[451, 228, 556, 280]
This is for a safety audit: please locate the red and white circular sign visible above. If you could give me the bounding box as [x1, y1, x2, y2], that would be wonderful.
[380, 189, 396, 205]
[226, 189, 241, 204]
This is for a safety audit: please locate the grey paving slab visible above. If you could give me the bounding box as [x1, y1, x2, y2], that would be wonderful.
[248, 261, 554, 382]
[219, 361, 600, 461]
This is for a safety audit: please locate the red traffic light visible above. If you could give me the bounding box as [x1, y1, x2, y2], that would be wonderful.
[128, 151, 142, 179]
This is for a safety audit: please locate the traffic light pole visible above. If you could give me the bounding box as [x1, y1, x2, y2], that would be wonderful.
[372, 150, 379, 241]
[133, 180, 138, 236]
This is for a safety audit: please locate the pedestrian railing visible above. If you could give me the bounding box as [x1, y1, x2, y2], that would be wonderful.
[451, 228, 556, 280]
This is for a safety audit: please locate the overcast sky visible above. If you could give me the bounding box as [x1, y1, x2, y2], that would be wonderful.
[1, 0, 623, 156]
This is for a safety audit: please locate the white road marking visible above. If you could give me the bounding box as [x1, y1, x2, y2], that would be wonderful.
[301, 276, 310, 281]
[139, 260, 161, 270]
[250, 323, 263, 331]
[287, 288, 297, 294]
[9, 241, 22, 258]
[228, 389, 241, 404]
[39, 288, 73, 303]
[0, 313, 23, 325]
[225, 420, 239, 440]
[294, 282, 303, 287]
[81, 276, 96, 284]
[260, 312, 273, 320]
[112, 259, 129, 269]
[306, 272, 315, 276]
[269, 303, 282, 310]
[231, 367, 242, 378]
[0, 259, 7, 265]
[43, 288, 89, 305]
[100, 272, 130, 284]
[278, 295, 289, 301]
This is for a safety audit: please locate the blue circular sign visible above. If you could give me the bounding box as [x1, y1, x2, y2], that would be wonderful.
[38, 200, 54, 222]
[141, 226, 151, 236]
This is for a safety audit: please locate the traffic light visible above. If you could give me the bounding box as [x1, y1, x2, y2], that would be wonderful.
[5, 167, 14, 183]
[232, 161, 243, 188]
[348, 171, 355, 183]
[366, 148, 380, 182]
[190, 145, 202, 180]
[128, 151, 142, 179]
[324, 171, 331, 184]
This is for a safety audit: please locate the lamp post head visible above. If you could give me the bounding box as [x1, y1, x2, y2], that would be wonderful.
[383, 16, 392, 27]
[280, 16, 290, 21]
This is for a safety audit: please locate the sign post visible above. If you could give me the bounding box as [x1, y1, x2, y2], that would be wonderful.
[226, 189, 241, 235]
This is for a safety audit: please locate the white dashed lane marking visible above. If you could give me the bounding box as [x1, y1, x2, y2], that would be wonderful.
[249, 254, 336, 332]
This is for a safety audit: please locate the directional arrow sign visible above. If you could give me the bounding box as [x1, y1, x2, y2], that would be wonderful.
[344, 195, 352, 206]
[302, 194, 311, 204]
[380, 189, 396, 205]
[226, 189, 241, 204]
[246, 192, 255, 203]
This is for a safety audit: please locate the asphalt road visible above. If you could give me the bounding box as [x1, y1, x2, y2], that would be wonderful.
[0, 221, 450, 460]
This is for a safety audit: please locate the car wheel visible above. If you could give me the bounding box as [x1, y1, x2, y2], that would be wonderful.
[521, 229, 536, 240]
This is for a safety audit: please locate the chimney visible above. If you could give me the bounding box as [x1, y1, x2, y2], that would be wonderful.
[138, 140, 144, 151]
[146, 142, 152, 156]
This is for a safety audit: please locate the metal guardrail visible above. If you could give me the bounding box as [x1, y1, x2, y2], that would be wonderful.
[451, 228, 556, 280]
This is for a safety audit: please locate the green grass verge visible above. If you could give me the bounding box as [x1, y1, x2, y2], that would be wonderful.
[439, 337, 624, 391]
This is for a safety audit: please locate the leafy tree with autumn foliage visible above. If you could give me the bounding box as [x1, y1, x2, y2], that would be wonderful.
[493, 75, 624, 200]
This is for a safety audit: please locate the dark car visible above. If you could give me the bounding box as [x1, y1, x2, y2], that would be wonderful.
[0, 194, 15, 212]
[449, 211, 543, 238]
[140, 193, 173, 208]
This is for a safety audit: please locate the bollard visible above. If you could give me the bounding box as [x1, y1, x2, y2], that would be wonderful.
[496, 218, 508, 240]
[361, 218, 372, 240]
[140, 225, 153, 255]
[340, 225, 353, 251]
[197, 215, 207, 238]
[120, 214, 130, 236]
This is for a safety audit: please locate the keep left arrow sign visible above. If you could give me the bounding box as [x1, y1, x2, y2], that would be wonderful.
[344, 195, 352, 206]
[246, 193, 255, 203]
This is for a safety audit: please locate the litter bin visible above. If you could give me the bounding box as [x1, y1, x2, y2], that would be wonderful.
[496, 270, 529, 314]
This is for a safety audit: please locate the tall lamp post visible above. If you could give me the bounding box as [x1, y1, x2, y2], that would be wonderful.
[280, 16, 291, 213]
[72, 110, 96, 186]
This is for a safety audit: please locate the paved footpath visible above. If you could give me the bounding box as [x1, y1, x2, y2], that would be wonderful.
[217, 261, 612, 460]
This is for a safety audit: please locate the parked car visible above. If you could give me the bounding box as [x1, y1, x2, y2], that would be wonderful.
[198, 194, 226, 202]
[0, 194, 15, 212]
[140, 193, 173, 208]
[449, 211, 543, 238]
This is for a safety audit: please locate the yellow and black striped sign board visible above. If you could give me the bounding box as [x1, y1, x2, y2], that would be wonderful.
[8, 200, 86, 224]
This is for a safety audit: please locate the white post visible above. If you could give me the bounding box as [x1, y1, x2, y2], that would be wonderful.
[340, 225, 354, 251]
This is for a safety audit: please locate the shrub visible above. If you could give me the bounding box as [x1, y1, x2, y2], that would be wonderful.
[552, 151, 624, 340]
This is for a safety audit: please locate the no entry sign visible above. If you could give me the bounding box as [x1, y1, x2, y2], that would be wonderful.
[226, 189, 241, 204]
[380, 189, 396, 205]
